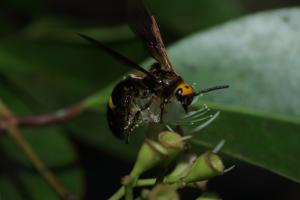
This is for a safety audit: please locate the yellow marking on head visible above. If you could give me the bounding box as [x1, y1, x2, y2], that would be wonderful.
[176, 82, 194, 96]
[108, 96, 116, 109]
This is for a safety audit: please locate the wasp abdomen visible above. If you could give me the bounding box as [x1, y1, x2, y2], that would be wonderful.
[106, 76, 152, 139]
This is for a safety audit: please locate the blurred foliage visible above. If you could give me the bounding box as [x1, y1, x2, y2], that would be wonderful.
[0, 88, 84, 199]
[0, 0, 300, 199]
[148, 0, 243, 37]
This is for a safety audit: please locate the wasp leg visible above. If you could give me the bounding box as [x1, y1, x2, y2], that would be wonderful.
[124, 100, 153, 143]
[160, 99, 166, 123]
[125, 111, 141, 143]
[160, 100, 165, 123]
[128, 100, 152, 131]
[141, 100, 152, 111]
[146, 122, 156, 139]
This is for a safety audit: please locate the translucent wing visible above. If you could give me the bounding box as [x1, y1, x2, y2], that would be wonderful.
[127, 0, 173, 71]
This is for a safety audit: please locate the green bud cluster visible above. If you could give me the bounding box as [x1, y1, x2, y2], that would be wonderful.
[112, 131, 226, 200]
[130, 131, 225, 184]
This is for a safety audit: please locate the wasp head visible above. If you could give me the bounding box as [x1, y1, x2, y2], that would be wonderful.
[175, 82, 195, 112]
[175, 83, 230, 112]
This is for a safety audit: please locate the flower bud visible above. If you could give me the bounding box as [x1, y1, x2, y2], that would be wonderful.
[183, 151, 224, 183]
[130, 132, 186, 178]
[164, 152, 197, 183]
[158, 131, 186, 155]
[148, 184, 179, 200]
[130, 140, 164, 178]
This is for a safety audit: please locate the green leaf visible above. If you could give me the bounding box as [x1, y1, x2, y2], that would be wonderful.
[71, 8, 300, 183]
[168, 8, 300, 117]
[169, 9, 300, 116]
[166, 8, 300, 183]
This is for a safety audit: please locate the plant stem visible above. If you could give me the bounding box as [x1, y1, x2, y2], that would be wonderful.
[0, 102, 83, 134]
[18, 102, 83, 127]
[0, 88, 110, 134]
[137, 178, 156, 186]
[125, 184, 133, 200]
[108, 187, 125, 200]
[0, 99, 77, 200]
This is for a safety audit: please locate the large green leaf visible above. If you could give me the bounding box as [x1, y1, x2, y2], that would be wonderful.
[70, 8, 300, 183]
[169, 8, 300, 117]
[164, 8, 300, 183]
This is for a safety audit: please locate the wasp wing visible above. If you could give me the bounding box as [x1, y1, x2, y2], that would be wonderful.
[78, 33, 155, 78]
[127, 0, 173, 71]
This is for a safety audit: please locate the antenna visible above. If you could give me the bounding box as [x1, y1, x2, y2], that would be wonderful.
[195, 85, 229, 96]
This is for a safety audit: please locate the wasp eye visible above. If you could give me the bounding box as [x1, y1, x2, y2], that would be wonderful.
[176, 88, 183, 96]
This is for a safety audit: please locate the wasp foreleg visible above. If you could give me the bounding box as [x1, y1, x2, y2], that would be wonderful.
[159, 98, 170, 123]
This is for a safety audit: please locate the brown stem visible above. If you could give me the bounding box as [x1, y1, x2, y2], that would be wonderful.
[0, 99, 78, 200]
[0, 102, 83, 134]
[18, 103, 83, 127]
[8, 126, 78, 200]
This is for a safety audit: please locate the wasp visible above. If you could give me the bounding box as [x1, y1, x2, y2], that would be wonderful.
[79, 0, 228, 142]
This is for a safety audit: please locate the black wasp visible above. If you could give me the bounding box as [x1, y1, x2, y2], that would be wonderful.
[79, 0, 228, 142]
